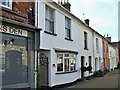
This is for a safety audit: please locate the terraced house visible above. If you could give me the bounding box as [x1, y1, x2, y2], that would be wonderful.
[107, 35, 118, 71]
[93, 31, 103, 72]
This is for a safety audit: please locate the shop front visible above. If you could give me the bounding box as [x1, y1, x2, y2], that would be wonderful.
[0, 17, 41, 89]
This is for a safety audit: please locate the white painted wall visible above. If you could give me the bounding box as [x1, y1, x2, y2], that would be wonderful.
[36, 0, 96, 87]
[79, 27, 94, 77]
[108, 44, 117, 71]
[93, 33, 103, 71]
[36, 1, 80, 86]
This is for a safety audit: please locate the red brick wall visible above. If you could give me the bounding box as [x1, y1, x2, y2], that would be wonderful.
[1, 1, 35, 25]
[102, 37, 109, 70]
[112, 42, 120, 62]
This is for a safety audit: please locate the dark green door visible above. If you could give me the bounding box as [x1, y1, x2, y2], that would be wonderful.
[3, 50, 28, 85]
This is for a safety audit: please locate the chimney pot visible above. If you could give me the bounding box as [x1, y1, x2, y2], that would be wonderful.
[61, 0, 71, 11]
[107, 34, 108, 37]
[58, 0, 60, 4]
[84, 19, 90, 26]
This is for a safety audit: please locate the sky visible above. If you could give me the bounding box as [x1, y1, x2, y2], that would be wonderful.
[53, 0, 119, 42]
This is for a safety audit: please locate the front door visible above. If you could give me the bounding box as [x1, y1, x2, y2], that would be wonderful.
[39, 53, 48, 87]
[81, 56, 84, 78]
[95, 58, 98, 71]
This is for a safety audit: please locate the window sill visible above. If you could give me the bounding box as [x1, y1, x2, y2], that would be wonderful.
[56, 70, 78, 75]
[44, 31, 57, 36]
[65, 37, 73, 41]
[1, 5, 12, 9]
[84, 48, 89, 50]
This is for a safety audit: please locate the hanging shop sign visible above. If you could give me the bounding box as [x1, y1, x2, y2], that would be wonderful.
[0, 24, 28, 37]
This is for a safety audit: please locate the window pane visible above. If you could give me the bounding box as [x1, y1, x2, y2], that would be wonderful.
[50, 21, 54, 32]
[65, 28, 70, 38]
[71, 54, 76, 58]
[48, 9, 53, 20]
[45, 7, 48, 18]
[65, 17, 71, 38]
[45, 6, 54, 33]
[2, 2, 6, 5]
[57, 54, 63, 72]
[70, 58, 76, 71]
[65, 18, 68, 28]
[2, 1, 10, 7]
[96, 38, 99, 52]
[67, 29, 70, 38]
[45, 19, 50, 31]
[65, 28, 68, 37]
[64, 58, 69, 72]
[65, 54, 69, 57]
[65, 17, 70, 28]
[84, 32, 88, 48]
[0, 0, 12, 8]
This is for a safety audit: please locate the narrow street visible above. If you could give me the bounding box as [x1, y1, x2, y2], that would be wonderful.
[57, 69, 119, 89]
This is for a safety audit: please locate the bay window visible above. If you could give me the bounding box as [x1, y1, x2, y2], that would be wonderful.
[57, 53, 76, 72]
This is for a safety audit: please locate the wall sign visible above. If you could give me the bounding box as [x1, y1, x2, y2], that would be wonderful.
[0, 24, 28, 37]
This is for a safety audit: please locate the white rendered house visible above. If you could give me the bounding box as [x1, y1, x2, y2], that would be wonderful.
[35, 0, 101, 87]
[108, 43, 118, 71]
[93, 32, 103, 72]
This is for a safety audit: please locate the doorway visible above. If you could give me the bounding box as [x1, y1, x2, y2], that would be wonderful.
[39, 53, 48, 87]
[95, 57, 98, 71]
[81, 56, 85, 78]
[1, 33, 28, 86]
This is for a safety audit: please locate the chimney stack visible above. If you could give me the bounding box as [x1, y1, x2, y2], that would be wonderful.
[84, 19, 90, 26]
[59, 0, 71, 11]
[58, 0, 60, 4]
[106, 34, 111, 42]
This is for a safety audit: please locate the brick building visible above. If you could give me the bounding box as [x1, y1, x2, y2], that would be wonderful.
[112, 42, 120, 67]
[0, 1, 41, 89]
[102, 36, 109, 71]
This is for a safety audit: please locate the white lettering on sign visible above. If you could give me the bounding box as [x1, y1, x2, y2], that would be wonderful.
[0, 24, 28, 37]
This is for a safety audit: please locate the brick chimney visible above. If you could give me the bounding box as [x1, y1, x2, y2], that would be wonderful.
[59, 0, 71, 11]
[106, 34, 111, 42]
[84, 19, 90, 26]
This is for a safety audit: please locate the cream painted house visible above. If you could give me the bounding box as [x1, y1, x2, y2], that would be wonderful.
[93, 32, 103, 72]
[108, 43, 118, 71]
[35, 0, 96, 87]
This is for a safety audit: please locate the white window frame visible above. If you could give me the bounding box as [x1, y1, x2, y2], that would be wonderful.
[65, 17, 71, 39]
[57, 53, 76, 73]
[45, 5, 54, 33]
[84, 31, 88, 49]
[0, 0, 12, 9]
[96, 38, 99, 53]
